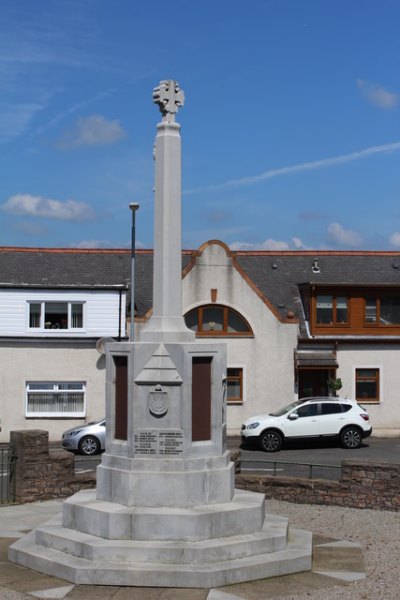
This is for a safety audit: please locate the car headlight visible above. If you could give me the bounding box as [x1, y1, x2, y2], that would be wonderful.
[247, 422, 260, 430]
[64, 429, 82, 438]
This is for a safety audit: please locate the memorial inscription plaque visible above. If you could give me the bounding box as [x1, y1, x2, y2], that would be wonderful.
[134, 429, 184, 456]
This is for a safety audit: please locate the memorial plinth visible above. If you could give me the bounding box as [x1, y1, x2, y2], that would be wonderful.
[9, 80, 312, 587]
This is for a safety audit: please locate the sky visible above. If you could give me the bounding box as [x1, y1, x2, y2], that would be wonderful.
[1, 0, 400, 251]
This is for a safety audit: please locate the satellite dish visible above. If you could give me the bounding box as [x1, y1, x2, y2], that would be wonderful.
[96, 337, 115, 355]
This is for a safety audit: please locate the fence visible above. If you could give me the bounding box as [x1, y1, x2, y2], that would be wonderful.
[0, 444, 17, 503]
[236, 459, 400, 511]
[240, 458, 342, 480]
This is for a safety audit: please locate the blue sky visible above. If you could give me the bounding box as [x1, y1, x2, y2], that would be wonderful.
[1, 0, 400, 251]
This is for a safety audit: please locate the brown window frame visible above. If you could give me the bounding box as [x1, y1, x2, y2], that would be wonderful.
[364, 296, 400, 327]
[311, 286, 400, 336]
[226, 368, 243, 404]
[315, 294, 350, 327]
[184, 304, 253, 337]
[355, 368, 380, 403]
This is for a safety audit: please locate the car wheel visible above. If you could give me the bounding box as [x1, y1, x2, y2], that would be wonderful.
[260, 430, 283, 452]
[340, 427, 362, 449]
[78, 435, 101, 455]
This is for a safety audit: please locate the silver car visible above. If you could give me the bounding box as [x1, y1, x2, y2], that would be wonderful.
[62, 419, 106, 455]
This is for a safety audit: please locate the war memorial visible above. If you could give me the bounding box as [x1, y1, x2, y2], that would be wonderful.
[9, 81, 312, 587]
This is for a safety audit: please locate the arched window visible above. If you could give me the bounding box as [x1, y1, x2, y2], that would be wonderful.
[184, 304, 253, 336]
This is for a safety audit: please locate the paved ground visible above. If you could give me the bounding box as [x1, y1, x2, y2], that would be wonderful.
[0, 498, 372, 600]
[239, 436, 400, 480]
[73, 436, 400, 479]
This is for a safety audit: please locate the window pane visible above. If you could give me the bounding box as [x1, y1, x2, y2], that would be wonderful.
[26, 382, 84, 414]
[356, 369, 379, 401]
[227, 311, 249, 332]
[227, 380, 241, 400]
[184, 310, 198, 331]
[45, 302, 68, 329]
[226, 368, 242, 402]
[202, 307, 224, 331]
[58, 383, 84, 390]
[71, 304, 83, 328]
[365, 299, 377, 323]
[316, 295, 333, 324]
[356, 381, 377, 400]
[336, 297, 348, 323]
[357, 369, 377, 378]
[321, 403, 342, 414]
[380, 297, 400, 325]
[27, 383, 54, 391]
[29, 303, 41, 328]
[296, 404, 318, 417]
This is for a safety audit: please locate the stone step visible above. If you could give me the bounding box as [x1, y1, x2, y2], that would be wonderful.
[34, 513, 289, 564]
[9, 527, 312, 588]
[62, 489, 267, 541]
[313, 540, 365, 573]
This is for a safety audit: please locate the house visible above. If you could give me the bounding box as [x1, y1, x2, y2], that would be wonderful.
[0, 247, 130, 442]
[1, 242, 399, 442]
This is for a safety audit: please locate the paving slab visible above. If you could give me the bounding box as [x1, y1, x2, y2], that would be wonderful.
[0, 500, 367, 600]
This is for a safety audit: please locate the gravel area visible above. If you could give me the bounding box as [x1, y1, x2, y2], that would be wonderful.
[268, 498, 400, 600]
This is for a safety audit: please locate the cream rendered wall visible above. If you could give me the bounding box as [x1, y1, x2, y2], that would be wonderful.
[336, 344, 400, 434]
[182, 243, 299, 433]
[0, 343, 106, 443]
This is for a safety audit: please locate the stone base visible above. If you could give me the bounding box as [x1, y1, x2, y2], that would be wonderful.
[9, 489, 312, 588]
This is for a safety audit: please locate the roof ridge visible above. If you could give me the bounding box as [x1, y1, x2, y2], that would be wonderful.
[235, 250, 400, 256]
[0, 247, 194, 255]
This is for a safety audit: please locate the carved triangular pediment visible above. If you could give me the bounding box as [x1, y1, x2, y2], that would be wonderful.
[135, 344, 182, 385]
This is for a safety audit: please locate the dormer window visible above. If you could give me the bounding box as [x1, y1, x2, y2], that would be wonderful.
[365, 296, 400, 325]
[311, 287, 400, 334]
[28, 301, 84, 330]
[316, 295, 348, 325]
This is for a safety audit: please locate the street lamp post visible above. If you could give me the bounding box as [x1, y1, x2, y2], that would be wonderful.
[129, 202, 140, 342]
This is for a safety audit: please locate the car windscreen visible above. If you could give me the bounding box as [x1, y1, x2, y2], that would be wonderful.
[269, 400, 302, 417]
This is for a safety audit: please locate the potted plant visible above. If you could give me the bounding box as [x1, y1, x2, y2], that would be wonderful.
[327, 377, 342, 397]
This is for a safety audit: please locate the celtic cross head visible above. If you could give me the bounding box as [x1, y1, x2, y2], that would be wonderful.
[153, 80, 184, 122]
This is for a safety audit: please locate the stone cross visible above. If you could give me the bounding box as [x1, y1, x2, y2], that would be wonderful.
[152, 80, 185, 122]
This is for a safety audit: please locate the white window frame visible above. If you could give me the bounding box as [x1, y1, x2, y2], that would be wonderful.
[27, 301, 85, 332]
[26, 381, 86, 417]
[226, 364, 246, 405]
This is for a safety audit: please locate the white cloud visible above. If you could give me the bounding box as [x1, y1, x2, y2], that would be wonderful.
[231, 238, 290, 250]
[327, 222, 362, 247]
[185, 141, 400, 194]
[59, 114, 126, 148]
[2, 194, 95, 221]
[71, 238, 147, 249]
[71, 239, 114, 249]
[292, 237, 306, 249]
[389, 232, 400, 247]
[230, 235, 308, 251]
[357, 79, 399, 109]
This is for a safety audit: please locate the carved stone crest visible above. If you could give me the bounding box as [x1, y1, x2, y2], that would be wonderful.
[153, 80, 184, 122]
[148, 385, 168, 417]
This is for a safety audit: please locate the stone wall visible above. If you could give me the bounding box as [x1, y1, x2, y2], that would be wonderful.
[235, 459, 400, 511]
[9, 432, 399, 511]
[10, 430, 96, 504]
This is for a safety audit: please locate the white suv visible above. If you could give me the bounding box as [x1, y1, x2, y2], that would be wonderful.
[241, 397, 372, 452]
